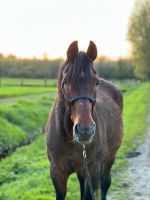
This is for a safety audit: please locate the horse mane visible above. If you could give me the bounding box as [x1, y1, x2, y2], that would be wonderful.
[58, 52, 96, 94]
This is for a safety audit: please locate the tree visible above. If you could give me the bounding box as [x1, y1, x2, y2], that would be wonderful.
[95, 57, 135, 80]
[127, 0, 150, 79]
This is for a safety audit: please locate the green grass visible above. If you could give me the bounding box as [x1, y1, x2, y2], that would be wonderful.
[0, 136, 80, 200]
[0, 117, 27, 155]
[0, 78, 57, 87]
[113, 80, 141, 93]
[0, 86, 57, 98]
[0, 82, 150, 199]
[0, 97, 54, 157]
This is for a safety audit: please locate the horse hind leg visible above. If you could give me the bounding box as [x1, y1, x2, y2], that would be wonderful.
[101, 173, 111, 200]
[84, 182, 101, 200]
[101, 160, 114, 200]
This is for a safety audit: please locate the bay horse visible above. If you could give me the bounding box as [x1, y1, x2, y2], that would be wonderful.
[46, 41, 123, 200]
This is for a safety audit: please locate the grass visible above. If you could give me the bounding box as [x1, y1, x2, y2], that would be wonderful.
[0, 86, 57, 98]
[0, 135, 80, 200]
[0, 117, 27, 155]
[0, 82, 150, 199]
[0, 78, 57, 87]
[113, 80, 141, 93]
[0, 97, 54, 157]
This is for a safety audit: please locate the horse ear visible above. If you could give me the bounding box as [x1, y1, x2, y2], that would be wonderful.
[67, 41, 78, 62]
[87, 41, 97, 61]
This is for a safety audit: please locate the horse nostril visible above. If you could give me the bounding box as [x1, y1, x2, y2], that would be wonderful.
[90, 123, 96, 134]
[87, 123, 96, 136]
[74, 124, 81, 135]
[74, 123, 96, 135]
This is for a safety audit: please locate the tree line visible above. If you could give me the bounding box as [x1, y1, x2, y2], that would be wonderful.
[0, 54, 63, 79]
[0, 54, 135, 80]
[95, 56, 135, 80]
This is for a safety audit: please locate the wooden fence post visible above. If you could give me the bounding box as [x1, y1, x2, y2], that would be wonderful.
[44, 78, 47, 87]
[20, 78, 24, 86]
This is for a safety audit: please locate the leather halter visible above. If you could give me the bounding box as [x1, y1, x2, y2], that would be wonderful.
[61, 82, 96, 105]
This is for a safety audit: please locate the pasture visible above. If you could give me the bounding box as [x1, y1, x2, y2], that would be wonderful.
[0, 81, 150, 199]
[0, 78, 57, 87]
[0, 78, 57, 98]
[0, 86, 57, 98]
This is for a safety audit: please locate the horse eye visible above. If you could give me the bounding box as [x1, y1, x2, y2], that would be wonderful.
[96, 81, 100, 86]
[95, 77, 100, 86]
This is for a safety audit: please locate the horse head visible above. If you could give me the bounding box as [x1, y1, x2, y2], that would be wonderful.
[61, 41, 100, 145]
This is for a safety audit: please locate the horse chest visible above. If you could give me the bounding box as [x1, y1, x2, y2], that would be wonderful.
[68, 153, 82, 171]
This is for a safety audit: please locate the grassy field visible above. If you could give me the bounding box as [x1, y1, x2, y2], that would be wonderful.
[0, 82, 150, 199]
[0, 78, 57, 87]
[0, 86, 57, 98]
[0, 78, 57, 98]
[0, 97, 54, 157]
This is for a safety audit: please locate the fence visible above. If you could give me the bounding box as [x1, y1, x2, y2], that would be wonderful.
[0, 78, 57, 87]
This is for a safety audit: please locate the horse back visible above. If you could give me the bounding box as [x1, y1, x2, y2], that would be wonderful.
[95, 79, 123, 157]
[98, 78, 123, 112]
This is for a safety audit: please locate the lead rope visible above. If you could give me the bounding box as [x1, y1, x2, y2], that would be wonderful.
[82, 145, 96, 200]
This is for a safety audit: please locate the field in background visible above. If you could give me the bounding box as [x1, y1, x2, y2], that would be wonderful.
[0, 78, 57, 87]
[0, 78, 57, 98]
[0, 87, 57, 98]
[0, 81, 150, 200]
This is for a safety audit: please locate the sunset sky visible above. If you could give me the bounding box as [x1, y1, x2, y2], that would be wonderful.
[0, 0, 135, 59]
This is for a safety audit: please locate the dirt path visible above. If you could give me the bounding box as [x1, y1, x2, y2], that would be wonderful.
[126, 116, 150, 200]
[109, 115, 150, 200]
[0, 92, 56, 104]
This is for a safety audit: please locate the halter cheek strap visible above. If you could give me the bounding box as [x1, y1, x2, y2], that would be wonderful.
[61, 82, 96, 105]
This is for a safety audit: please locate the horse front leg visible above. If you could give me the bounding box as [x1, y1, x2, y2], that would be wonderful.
[101, 173, 111, 200]
[83, 163, 100, 200]
[83, 178, 97, 200]
[77, 174, 85, 200]
[50, 162, 69, 200]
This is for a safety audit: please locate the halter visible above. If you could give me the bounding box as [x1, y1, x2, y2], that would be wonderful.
[61, 82, 96, 105]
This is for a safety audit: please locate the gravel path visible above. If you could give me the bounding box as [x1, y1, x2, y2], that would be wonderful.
[127, 117, 150, 200]
[109, 115, 150, 200]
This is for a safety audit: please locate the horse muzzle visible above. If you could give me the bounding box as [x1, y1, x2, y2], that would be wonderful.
[73, 123, 96, 145]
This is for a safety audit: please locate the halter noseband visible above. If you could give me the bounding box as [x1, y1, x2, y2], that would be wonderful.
[61, 82, 96, 105]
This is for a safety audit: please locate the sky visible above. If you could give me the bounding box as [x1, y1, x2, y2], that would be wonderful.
[0, 0, 135, 59]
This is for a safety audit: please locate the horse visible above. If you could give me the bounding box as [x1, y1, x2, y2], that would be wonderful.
[46, 41, 123, 200]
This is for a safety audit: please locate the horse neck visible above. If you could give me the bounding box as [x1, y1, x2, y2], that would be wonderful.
[56, 96, 73, 138]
